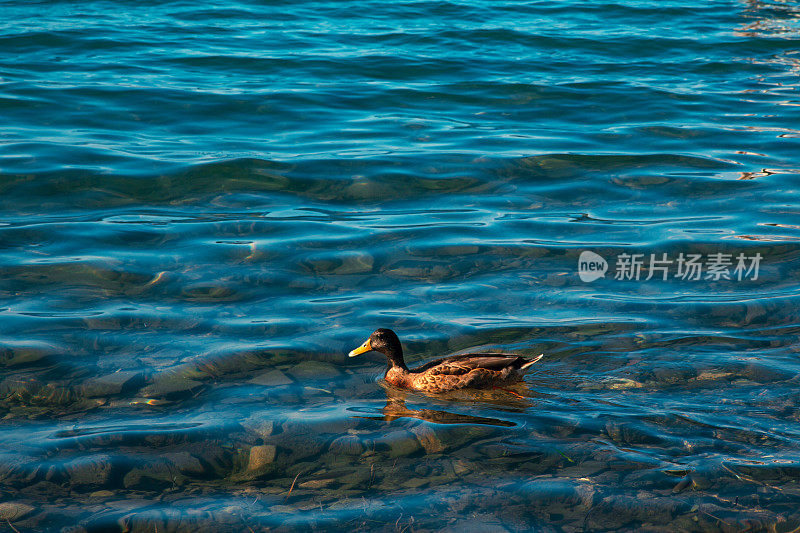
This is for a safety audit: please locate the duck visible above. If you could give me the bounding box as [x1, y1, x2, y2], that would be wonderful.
[348, 328, 543, 393]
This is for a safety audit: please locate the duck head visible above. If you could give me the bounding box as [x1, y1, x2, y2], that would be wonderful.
[348, 328, 407, 370]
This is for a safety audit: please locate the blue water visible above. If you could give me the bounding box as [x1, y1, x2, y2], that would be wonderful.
[2, 0, 800, 530]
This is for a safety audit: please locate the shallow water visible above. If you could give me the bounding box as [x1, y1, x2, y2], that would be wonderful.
[2, 0, 800, 531]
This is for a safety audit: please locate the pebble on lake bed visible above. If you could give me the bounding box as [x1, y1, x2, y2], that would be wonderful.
[410, 425, 445, 454]
[163, 452, 205, 475]
[328, 435, 363, 456]
[374, 430, 423, 458]
[242, 420, 275, 441]
[65, 455, 115, 488]
[80, 370, 144, 398]
[248, 445, 277, 471]
[0, 502, 35, 522]
[139, 375, 204, 399]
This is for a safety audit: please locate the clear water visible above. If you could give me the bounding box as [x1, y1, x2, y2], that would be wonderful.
[2, 0, 800, 530]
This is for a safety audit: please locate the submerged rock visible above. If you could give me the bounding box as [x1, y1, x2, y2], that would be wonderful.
[0, 502, 35, 521]
[373, 430, 423, 458]
[138, 375, 203, 399]
[604, 377, 643, 390]
[248, 445, 277, 471]
[401, 477, 428, 489]
[651, 365, 697, 386]
[434, 425, 495, 450]
[123, 464, 183, 490]
[0, 341, 58, 367]
[163, 452, 204, 475]
[272, 433, 326, 463]
[249, 370, 293, 386]
[334, 253, 374, 275]
[328, 435, 363, 456]
[337, 469, 371, 488]
[81, 370, 144, 398]
[411, 425, 446, 454]
[66, 455, 115, 488]
[588, 494, 685, 529]
[241, 416, 275, 439]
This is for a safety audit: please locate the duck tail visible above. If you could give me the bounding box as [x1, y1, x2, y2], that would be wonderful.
[519, 354, 544, 372]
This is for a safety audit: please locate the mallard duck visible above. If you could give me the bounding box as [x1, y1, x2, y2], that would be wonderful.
[348, 328, 543, 393]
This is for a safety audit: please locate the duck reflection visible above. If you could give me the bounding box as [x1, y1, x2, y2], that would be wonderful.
[354, 381, 546, 427]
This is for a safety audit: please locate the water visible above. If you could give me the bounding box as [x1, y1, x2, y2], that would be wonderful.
[2, 0, 800, 530]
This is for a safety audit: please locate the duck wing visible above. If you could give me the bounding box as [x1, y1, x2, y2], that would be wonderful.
[413, 353, 531, 376]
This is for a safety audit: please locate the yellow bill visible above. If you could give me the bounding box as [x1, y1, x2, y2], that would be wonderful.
[348, 338, 372, 357]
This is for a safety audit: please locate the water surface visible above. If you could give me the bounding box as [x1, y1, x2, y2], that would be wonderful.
[2, 0, 800, 530]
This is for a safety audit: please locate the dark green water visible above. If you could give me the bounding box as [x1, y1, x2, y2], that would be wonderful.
[2, 0, 800, 531]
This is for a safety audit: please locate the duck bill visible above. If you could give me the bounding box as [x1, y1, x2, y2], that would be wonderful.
[348, 339, 372, 357]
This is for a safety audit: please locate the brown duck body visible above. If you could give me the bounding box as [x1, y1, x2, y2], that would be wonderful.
[385, 352, 540, 393]
[349, 329, 543, 393]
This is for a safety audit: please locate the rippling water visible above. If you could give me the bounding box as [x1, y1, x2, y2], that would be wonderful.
[2, 0, 800, 531]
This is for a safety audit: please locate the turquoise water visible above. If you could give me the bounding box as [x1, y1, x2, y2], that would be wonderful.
[2, 0, 800, 530]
